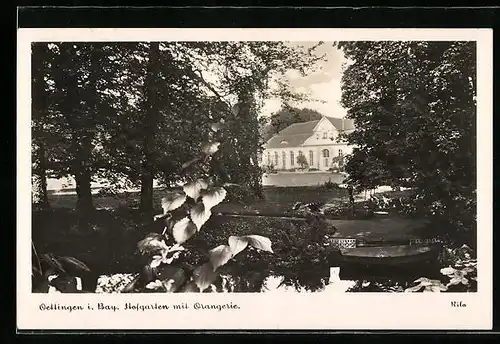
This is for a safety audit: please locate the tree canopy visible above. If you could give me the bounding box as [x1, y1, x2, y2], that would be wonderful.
[337, 41, 476, 236]
[31, 41, 323, 218]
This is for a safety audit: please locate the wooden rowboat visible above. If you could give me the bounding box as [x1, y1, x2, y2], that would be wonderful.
[338, 244, 441, 267]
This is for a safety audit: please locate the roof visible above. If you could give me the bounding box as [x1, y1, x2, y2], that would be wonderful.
[326, 117, 355, 132]
[265, 116, 355, 149]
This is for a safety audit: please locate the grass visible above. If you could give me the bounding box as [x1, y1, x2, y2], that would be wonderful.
[47, 185, 353, 214]
[39, 185, 351, 263]
[263, 172, 346, 187]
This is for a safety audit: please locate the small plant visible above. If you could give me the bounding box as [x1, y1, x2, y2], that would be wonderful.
[323, 178, 340, 190]
[263, 165, 277, 174]
[404, 277, 448, 293]
[296, 155, 309, 169]
[404, 244, 477, 293]
[32, 241, 91, 293]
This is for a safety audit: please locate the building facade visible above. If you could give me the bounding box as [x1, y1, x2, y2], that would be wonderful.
[262, 116, 355, 172]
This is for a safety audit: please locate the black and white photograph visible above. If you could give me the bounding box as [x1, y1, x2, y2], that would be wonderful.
[17, 27, 492, 330]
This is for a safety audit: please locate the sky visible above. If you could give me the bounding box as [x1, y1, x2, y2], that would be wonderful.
[260, 42, 349, 119]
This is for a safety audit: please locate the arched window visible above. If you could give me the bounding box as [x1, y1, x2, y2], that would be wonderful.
[290, 151, 294, 166]
[309, 150, 314, 166]
[322, 149, 330, 168]
[298, 150, 303, 157]
[282, 151, 286, 168]
[274, 152, 279, 166]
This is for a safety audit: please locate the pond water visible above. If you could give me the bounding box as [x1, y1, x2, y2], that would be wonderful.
[259, 269, 357, 293]
[214, 264, 443, 294]
[88, 251, 477, 294]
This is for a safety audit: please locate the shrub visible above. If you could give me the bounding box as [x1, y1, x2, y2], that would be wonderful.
[323, 179, 340, 190]
[222, 184, 262, 205]
[262, 165, 277, 174]
[32, 241, 92, 293]
[296, 155, 309, 169]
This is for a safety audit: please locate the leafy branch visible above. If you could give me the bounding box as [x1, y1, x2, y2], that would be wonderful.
[127, 113, 274, 293]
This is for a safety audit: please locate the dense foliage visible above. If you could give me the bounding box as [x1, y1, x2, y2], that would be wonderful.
[259, 106, 324, 142]
[337, 41, 476, 245]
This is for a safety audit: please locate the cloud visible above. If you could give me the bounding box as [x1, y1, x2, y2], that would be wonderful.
[262, 42, 348, 118]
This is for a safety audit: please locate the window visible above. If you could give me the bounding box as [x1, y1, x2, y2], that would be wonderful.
[298, 150, 303, 157]
[274, 152, 279, 166]
[282, 151, 286, 168]
[267, 152, 271, 166]
[290, 151, 294, 166]
[338, 149, 343, 156]
[322, 149, 330, 168]
[323, 132, 327, 139]
[309, 150, 314, 166]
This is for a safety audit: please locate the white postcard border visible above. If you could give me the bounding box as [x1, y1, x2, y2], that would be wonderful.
[17, 28, 493, 330]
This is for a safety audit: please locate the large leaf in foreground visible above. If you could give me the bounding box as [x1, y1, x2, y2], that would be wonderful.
[209, 245, 233, 271]
[161, 192, 187, 213]
[172, 217, 197, 244]
[192, 262, 218, 292]
[201, 187, 227, 210]
[227, 236, 249, 257]
[183, 179, 209, 200]
[245, 235, 274, 253]
[190, 203, 212, 230]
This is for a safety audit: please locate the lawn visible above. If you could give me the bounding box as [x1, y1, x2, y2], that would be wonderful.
[47, 185, 354, 214]
[262, 172, 346, 187]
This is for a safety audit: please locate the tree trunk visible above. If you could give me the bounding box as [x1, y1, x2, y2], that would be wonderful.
[75, 169, 93, 214]
[232, 89, 264, 200]
[139, 42, 160, 218]
[31, 44, 50, 211]
[139, 171, 154, 218]
[32, 141, 50, 210]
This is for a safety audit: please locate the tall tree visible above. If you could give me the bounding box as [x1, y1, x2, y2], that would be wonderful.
[139, 42, 160, 216]
[177, 42, 324, 197]
[31, 43, 51, 210]
[39, 43, 123, 216]
[338, 41, 476, 236]
[98, 42, 215, 216]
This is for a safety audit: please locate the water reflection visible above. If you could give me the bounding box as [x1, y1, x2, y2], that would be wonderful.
[216, 268, 364, 293]
[217, 263, 443, 293]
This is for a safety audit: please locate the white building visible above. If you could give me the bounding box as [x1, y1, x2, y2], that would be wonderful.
[262, 116, 355, 171]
